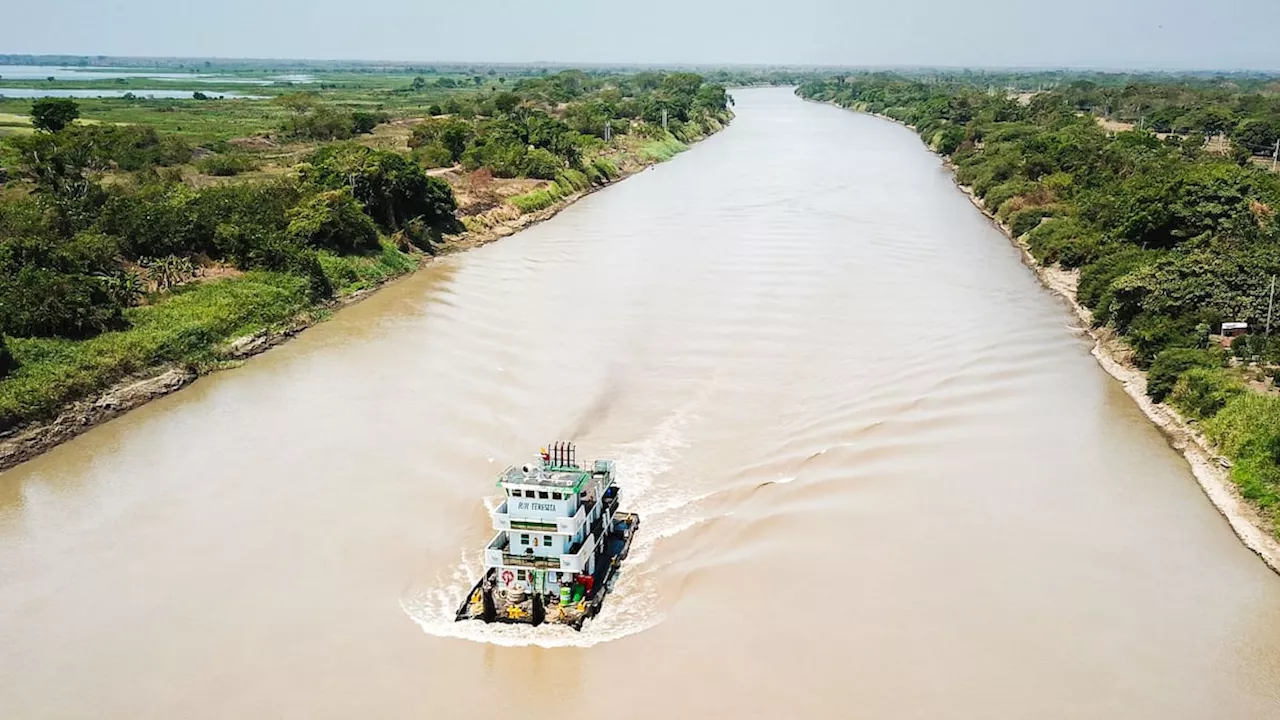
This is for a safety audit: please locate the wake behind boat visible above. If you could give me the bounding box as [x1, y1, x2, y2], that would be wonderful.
[455, 442, 640, 631]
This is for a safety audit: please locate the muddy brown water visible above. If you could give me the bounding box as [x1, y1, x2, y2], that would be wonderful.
[2, 88, 1280, 719]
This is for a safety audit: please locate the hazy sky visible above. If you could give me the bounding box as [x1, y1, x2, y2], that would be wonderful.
[5, 0, 1279, 70]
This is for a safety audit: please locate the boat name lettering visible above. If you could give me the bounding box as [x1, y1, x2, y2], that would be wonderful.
[517, 501, 557, 512]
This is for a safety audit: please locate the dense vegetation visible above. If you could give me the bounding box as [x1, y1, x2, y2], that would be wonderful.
[0, 67, 730, 434]
[798, 74, 1280, 534]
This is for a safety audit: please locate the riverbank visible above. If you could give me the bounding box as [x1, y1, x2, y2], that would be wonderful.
[802, 92, 1280, 573]
[954, 174, 1280, 575]
[0, 123, 726, 472]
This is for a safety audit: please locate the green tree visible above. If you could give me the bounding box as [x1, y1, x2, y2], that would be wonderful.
[285, 189, 381, 253]
[30, 98, 80, 133]
[494, 92, 520, 115]
[0, 232, 123, 338]
[0, 336, 13, 379]
[409, 117, 474, 163]
[1147, 347, 1221, 402]
[304, 144, 461, 235]
[351, 111, 389, 135]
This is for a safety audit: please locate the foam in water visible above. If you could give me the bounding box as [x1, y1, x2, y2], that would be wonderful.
[402, 394, 715, 648]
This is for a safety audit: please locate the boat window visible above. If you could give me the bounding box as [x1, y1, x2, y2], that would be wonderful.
[511, 489, 522, 497]
[520, 534, 529, 545]
[551, 492, 562, 500]
[517, 569, 527, 581]
[538, 491, 549, 499]
[543, 535, 552, 546]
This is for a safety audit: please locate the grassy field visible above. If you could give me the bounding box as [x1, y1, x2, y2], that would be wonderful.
[0, 69, 511, 143]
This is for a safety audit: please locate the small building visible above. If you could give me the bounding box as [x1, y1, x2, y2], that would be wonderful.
[1222, 322, 1249, 338]
[1218, 322, 1249, 348]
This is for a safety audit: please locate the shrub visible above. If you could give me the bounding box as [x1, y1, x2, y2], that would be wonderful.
[1168, 367, 1246, 420]
[197, 153, 259, 177]
[1231, 334, 1272, 361]
[982, 181, 1035, 213]
[1008, 206, 1054, 237]
[31, 98, 80, 133]
[0, 232, 124, 338]
[934, 126, 966, 155]
[1126, 312, 1199, 366]
[409, 117, 474, 162]
[12, 124, 191, 176]
[1204, 394, 1280, 508]
[590, 157, 619, 182]
[639, 136, 687, 162]
[413, 143, 454, 169]
[521, 147, 564, 179]
[285, 189, 381, 254]
[1147, 347, 1221, 402]
[1077, 246, 1146, 311]
[509, 184, 566, 214]
[0, 336, 13, 378]
[351, 111, 390, 135]
[98, 182, 206, 259]
[304, 144, 461, 234]
[556, 168, 590, 192]
[316, 240, 417, 293]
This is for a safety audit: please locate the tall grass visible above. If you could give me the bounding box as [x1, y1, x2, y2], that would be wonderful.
[509, 183, 568, 214]
[0, 240, 421, 430]
[639, 136, 688, 162]
[0, 272, 314, 429]
[1204, 393, 1280, 523]
[316, 240, 418, 293]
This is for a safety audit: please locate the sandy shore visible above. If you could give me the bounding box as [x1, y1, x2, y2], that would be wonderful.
[0, 128, 723, 473]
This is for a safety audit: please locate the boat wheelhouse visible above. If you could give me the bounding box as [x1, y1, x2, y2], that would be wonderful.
[456, 442, 639, 630]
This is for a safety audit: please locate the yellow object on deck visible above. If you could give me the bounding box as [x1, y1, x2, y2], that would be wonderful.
[507, 606, 526, 619]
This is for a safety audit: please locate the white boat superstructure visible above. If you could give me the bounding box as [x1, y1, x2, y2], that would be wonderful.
[456, 442, 639, 629]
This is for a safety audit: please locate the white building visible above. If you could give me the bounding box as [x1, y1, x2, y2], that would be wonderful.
[483, 451, 618, 596]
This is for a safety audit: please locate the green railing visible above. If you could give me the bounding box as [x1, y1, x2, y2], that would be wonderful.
[510, 520, 557, 532]
[502, 553, 561, 569]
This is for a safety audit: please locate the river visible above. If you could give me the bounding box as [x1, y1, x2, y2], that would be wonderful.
[2, 88, 1279, 718]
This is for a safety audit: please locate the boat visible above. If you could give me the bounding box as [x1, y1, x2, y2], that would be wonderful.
[455, 442, 639, 631]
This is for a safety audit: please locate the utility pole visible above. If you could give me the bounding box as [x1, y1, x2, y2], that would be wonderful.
[603, 120, 611, 142]
[1272, 139, 1279, 172]
[661, 108, 668, 131]
[1267, 274, 1276, 337]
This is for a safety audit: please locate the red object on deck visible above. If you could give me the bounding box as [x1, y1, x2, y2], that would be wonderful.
[578, 574, 595, 594]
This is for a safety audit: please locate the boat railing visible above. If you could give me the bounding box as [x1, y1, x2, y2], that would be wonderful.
[559, 532, 596, 573]
[501, 553, 561, 569]
[556, 504, 588, 535]
[483, 533, 509, 567]
[492, 500, 588, 535]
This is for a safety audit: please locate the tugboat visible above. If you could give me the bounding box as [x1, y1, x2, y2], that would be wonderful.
[455, 442, 639, 631]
